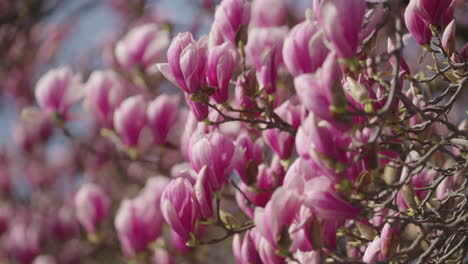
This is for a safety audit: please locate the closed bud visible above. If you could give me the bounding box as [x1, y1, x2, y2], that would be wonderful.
[206, 42, 237, 103]
[283, 19, 329, 76]
[214, 0, 251, 45]
[405, 1, 432, 46]
[85, 70, 125, 127]
[412, 0, 453, 26]
[234, 70, 257, 109]
[115, 195, 164, 257]
[160, 178, 199, 241]
[113, 95, 147, 147]
[35, 67, 83, 118]
[246, 27, 288, 94]
[400, 183, 418, 210]
[362, 236, 382, 263]
[380, 221, 400, 258]
[115, 23, 170, 71]
[147, 94, 180, 145]
[442, 19, 456, 56]
[294, 52, 347, 124]
[74, 183, 111, 234]
[318, 0, 366, 59]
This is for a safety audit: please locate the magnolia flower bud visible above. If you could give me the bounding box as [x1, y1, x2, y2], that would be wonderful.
[318, 0, 366, 59]
[115, 23, 170, 71]
[246, 27, 288, 94]
[294, 52, 346, 124]
[442, 19, 456, 56]
[35, 67, 83, 117]
[404, 1, 431, 46]
[157, 33, 207, 94]
[74, 183, 111, 233]
[296, 114, 351, 179]
[234, 70, 257, 110]
[380, 221, 400, 258]
[160, 178, 199, 242]
[214, 0, 251, 45]
[263, 100, 306, 160]
[206, 42, 237, 103]
[194, 166, 215, 219]
[363, 236, 382, 263]
[283, 19, 329, 76]
[85, 70, 125, 127]
[233, 230, 262, 264]
[232, 132, 263, 184]
[113, 95, 147, 147]
[304, 176, 360, 221]
[189, 129, 235, 191]
[147, 94, 179, 145]
[254, 188, 302, 246]
[115, 195, 164, 256]
[412, 0, 453, 26]
[251, 0, 287, 27]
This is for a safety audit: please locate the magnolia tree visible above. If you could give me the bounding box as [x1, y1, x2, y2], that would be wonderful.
[0, 0, 467, 263]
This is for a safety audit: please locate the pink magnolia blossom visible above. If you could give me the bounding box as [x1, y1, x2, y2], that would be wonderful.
[188, 129, 235, 191]
[213, 0, 251, 44]
[283, 19, 329, 76]
[146, 94, 180, 145]
[113, 95, 147, 147]
[85, 70, 125, 127]
[160, 177, 199, 241]
[74, 183, 111, 234]
[318, 0, 366, 59]
[206, 42, 237, 103]
[35, 67, 83, 117]
[157, 33, 208, 94]
[115, 23, 170, 71]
